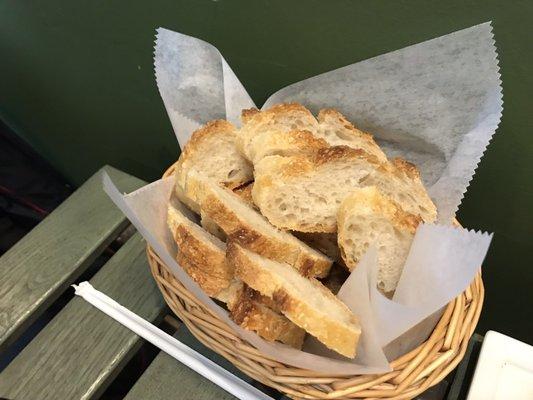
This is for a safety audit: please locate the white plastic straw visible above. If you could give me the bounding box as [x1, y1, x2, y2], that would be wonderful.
[73, 281, 273, 400]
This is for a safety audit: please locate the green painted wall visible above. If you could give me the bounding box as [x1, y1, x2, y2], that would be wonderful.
[1, 1, 531, 342]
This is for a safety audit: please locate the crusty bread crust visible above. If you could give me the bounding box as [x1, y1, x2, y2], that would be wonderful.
[238, 103, 320, 160]
[174, 224, 233, 278]
[316, 109, 388, 162]
[227, 242, 361, 358]
[228, 283, 305, 348]
[175, 119, 253, 192]
[252, 144, 436, 232]
[168, 204, 232, 280]
[200, 182, 258, 239]
[239, 103, 387, 163]
[241, 103, 318, 128]
[252, 147, 381, 233]
[177, 254, 305, 348]
[168, 203, 305, 347]
[177, 251, 231, 296]
[337, 187, 421, 293]
[186, 171, 332, 278]
[390, 158, 420, 179]
[241, 107, 261, 122]
[242, 129, 329, 164]
[253, 146, 380, 182]
[312, 145, 380, 166]
[367, 158, 437, 223]
[232, 181, 256, 208]
[337, 187, 421, 243]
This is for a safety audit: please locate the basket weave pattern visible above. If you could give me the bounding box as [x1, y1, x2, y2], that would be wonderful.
[150, 164, 484, 399]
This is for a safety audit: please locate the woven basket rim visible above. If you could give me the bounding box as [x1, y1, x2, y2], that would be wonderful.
[155, 162, 484, 399]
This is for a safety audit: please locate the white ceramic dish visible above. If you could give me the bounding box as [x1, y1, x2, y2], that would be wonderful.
[467, 330, 533, 400]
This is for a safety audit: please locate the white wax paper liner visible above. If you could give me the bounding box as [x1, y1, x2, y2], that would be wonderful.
[371, 225, 492, 358]
[103, 172, 492, 372]
[154, 29, 255, 148]
[100, 22, 500, 373]
[155, 22, 502, 224]
[104, 173, 391, 374]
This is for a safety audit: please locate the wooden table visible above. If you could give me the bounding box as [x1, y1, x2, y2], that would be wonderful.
[0, 166, 240, 400]
[0, 166, 476, 400]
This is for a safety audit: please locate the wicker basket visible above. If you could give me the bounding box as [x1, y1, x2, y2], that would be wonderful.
[148, 163, 484, 399]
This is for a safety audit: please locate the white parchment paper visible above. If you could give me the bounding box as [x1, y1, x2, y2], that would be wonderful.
[154, 29, 255, 147]
[372, 225, 492, 359]
[104, 173, 391, 374]
[104, 23, 500, 373]
[155, 22, 502, 224]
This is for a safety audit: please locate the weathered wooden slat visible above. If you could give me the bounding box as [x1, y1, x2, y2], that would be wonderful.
[0, 165, 144, 352]
[125, 316, 288, 400]
[0, 233, 166, 400]
[125, 352, 238, 400]
[125, 322, 251, 400]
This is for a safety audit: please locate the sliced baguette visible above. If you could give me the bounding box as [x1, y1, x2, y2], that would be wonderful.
[177, 257, 305, 348]
[167, 203, 233, 281]
[227, 281, 306, 348]
[238, 103, 319, 160]
[175, 119, 253, 193]
[167, 202, 305, 347]
[363, 158, 437, 223]
[185, 170, 332, 278]
[316, 109, 387, 162]
[252, 146, 381, 233]
[252, 147, 436, 232]
[337, 187, 421, 294]
[243, 128, 329, 164]
[227, 242, 361, 358]
[176, 251, 231, 297]
[200, 182, 257, 241]
[239, 103, 386, 163]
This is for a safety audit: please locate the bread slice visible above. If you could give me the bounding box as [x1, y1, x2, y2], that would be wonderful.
[227, 242, 361, 358]
[175, 119, 253, 194]
[239, 103, 387, 163]
[337, 187, 421, 294]
[177, 257, 305, 348]
[252, 146, 381, 233]
[185, 170, 332, 278]
[167, 203, 233, 282]
[168, 202, 305, 347]
[241, 103, 319, 129]
[176, 251, 232, 297]
[241, 128, 329, 164]
[316, 109, 387, 162]
[363, 158, 437, 223]
[239, 103, 319, 159]
[227, 281, 306, 348]
[200, 182, 258, 241]
[252, 147, 436, 233]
